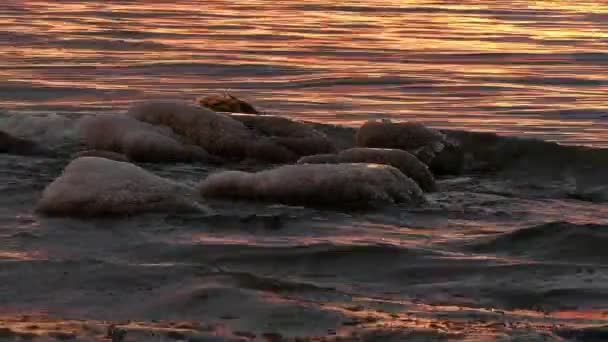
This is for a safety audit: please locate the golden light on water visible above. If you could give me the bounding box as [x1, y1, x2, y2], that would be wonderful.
[0, 0, 607, 147]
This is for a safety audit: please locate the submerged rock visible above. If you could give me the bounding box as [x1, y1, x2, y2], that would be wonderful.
[298, 148, 436, 192]
[79, 114, 214, 163]
[198, 163, 424, 209]
[0, 130, 52, 156]
[197, 93, 260, 114]
[429, 141, 466, 175]
[37, 157, 205, 216]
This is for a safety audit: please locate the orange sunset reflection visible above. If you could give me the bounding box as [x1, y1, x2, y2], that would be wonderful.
[0, 0, 607, 147]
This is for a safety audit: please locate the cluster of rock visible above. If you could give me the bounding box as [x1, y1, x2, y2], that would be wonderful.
[1, 95, 462, 217]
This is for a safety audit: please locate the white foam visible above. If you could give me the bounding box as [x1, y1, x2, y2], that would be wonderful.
[0, 113, 80, 148]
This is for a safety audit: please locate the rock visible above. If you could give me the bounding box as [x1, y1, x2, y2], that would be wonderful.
[72, 150, 130, 162]
[230, 114, 336, 156]
[429, 141, 465, 175]
[79, 114, 214, 163]
[198, 163, 424, 209]
[128, 101, 252, 155]
[356, 121, 446, 157]
[37, 157, 205, 216]
[307, 122, 357, 151]
[127, 101, 330, 163]
[409, 145, 437, 165]
[338, 148, 436, 192]
[244, 138, 297, 163]
[0, 130, 52, 156]
[197, 93, 260, 114]
[298, 148, 436, 192]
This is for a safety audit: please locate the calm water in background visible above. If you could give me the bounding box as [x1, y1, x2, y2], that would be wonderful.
[1, 0, 607, 146]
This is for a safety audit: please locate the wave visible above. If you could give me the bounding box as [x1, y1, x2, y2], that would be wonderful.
[130, 241, 433, 270]
[0, 112, 81, 152]
[441, 129, 608, 198]
[470, 221, 608, 263]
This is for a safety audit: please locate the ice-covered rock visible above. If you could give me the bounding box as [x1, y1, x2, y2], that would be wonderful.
[298, 148, 436, 192]
[230, 114, 335, 156]
[79, 114, 213, 163]
[198, 163, 424, 209]
[37, 157, 205, 216]
[128, 101, 332, 162]
[356, 121, 446, 164]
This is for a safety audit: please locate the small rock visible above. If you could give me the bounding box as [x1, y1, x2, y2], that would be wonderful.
[198, 93, 260, 114]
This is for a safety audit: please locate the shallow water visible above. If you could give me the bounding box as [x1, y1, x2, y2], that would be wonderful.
[2, 1, 608, 341]
[2, 123, 608, 340]
[1, 1, 608, 146]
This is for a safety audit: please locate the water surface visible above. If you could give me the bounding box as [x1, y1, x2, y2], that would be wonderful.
[1, 0, 607, 145]
[2, 2, 608, 340]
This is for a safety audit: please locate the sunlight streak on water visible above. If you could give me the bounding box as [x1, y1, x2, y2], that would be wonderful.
[0, 0, 607, 146]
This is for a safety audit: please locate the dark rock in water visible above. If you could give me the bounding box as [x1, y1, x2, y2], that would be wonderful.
[356, 120, 446, 152]
[298, 147, 437, 192]
[198, 163, 424, 210]
[410, 144, 437, 165]
[37, 157, 206, 217]
[230, 114, 336, 156]
[430, 140, 466, 175]
[0, 130, 52, 156]
[197, 94, 259, 114]
[72, 150, 130, 162]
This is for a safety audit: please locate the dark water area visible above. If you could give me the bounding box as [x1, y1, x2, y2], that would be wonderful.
[1, 1, 608, 341]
